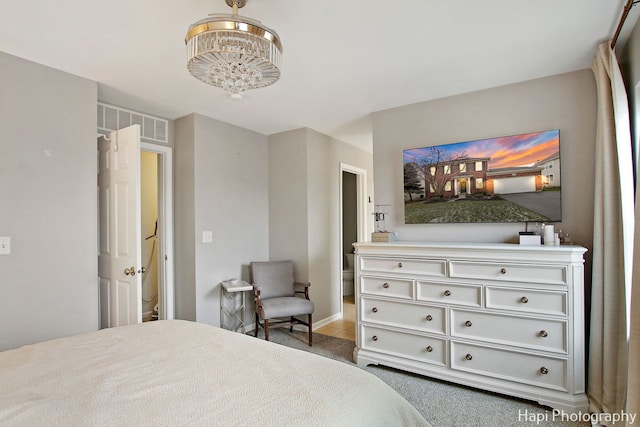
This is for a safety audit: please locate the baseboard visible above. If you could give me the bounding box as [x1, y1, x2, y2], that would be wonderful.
[312, 312, 342, 330]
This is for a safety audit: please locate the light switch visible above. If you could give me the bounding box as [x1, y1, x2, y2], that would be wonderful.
[0, 236, 10, 255]
[202, 231, 213, 243]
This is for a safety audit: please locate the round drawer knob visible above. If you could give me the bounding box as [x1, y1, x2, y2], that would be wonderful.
[464, 320, 473, 327]
[539, 330, 548, 337]
[500, 268, 507, 274]
[444, 290, 451, 296]
[426, 314, 433, 321]
[425, 346, 433, 353]
[372, 335, 378, 342]
[398, 262, 403, 268]
[372, 307, 378, 313]
[540, 367, 549, 375]
[465, 353, 473, 361]
[382, 283, 389, 289]
[520, 296, 529, 304]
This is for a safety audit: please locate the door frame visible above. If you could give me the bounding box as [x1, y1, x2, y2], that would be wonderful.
[339, 163, 367, 316]
[141, 142, 175, 321]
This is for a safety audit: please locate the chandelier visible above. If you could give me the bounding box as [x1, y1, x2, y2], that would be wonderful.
[185, 0, 283, 99]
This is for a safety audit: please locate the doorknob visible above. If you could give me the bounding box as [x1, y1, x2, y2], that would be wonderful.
[138, 266, 146, 274]
[124, 266, 136, 276]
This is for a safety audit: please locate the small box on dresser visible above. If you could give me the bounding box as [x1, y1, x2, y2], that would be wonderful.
[353, 241, 588, 413]
[371, 232, 397, 242]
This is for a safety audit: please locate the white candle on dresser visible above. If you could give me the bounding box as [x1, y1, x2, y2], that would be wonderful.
[544, 224, 555, 245]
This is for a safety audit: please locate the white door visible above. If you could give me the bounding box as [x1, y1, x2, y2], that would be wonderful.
[98, 125, 142, 328]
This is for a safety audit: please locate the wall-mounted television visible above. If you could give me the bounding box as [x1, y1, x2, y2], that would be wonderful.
[403, 129, 561, 224]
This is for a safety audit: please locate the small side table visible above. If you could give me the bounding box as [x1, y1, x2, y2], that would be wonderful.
[220, 280, 253, 333]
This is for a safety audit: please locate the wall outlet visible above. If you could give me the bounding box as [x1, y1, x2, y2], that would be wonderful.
[202, 231, 213, 243]
[0, 236, 10, 255]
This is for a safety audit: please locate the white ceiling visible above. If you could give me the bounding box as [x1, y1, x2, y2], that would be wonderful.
[0, 1, 636, 151]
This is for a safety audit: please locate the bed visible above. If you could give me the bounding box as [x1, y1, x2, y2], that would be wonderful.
[0, 320, 429, 426]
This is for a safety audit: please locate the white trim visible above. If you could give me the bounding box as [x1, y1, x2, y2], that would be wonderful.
[313, 312, 343, 330]
[98, 103, 168, 144]
[141, 142, 175, 320]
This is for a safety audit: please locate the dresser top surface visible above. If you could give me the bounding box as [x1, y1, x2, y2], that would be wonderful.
[355, 241, 585, 250]
[353, 241, 587, 262]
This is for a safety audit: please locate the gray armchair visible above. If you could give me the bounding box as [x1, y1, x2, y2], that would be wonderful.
[250, 260, 314, 346]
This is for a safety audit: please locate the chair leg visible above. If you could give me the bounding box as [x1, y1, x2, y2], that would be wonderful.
[308, 313, 313, 346]
[264, 319, 270, 341]
[254, 313, 259, 337]
[290, 316, 294, 332]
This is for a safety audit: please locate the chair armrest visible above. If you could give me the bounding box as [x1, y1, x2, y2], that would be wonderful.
[253, 285, 264, 315]
[294, 281, 311, 299]
[253, 285, 262, 302]
[294, 281, 311, 289]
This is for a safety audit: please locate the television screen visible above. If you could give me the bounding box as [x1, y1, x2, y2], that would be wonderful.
[403, 130, 561, 224]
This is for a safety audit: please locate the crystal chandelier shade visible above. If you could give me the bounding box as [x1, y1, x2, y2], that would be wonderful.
[185, 3, 282, 96]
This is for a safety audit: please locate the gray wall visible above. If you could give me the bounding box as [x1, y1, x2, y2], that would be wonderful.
[174, 114, 197, 320]
[371, 69, 597, 256]
[174, 113, 269, 326]
[268, 128, 310, 278]
[268, 128, 374, 322]
[0, 52, 98, 351]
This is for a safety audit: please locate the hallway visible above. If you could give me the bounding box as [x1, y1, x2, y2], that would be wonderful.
[315, 295, 355, 341]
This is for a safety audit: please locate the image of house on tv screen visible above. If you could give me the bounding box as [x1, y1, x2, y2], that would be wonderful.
[403, 130, 561, 224]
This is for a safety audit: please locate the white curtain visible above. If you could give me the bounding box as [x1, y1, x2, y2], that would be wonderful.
[628, 176, 640, 425]
[588, 42, 634, 423]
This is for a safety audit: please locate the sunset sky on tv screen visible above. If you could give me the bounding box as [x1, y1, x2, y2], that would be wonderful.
[403, 130, 559, 169]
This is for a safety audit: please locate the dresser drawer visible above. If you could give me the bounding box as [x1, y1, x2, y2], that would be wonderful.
[451, 341, 567, 391]
[360, 257, 446, 277]
[417, 281, 481, 307]
[361, 297, 446, 335]
[486, 287, 567, 316]
[451, 309, 567, 353]
[361, 325, 446, 366]
[449, 260, 567, 285]
[361, 276, 413, 299]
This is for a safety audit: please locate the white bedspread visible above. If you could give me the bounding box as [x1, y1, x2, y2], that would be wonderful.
[0, 320, 429, 426]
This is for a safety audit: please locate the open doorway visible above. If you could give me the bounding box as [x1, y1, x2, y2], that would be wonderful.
[97, 105, 174, 327]
[141, 142, 174, 322]
[342, 171, 357, 298]
[97, 133, 174, 328]
[141, 151, 159, 321]
[339, 163, 367, 325]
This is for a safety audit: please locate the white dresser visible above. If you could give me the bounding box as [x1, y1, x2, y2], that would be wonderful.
[354, 241, 588, 412]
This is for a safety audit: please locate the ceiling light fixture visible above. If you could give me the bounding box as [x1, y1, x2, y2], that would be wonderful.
[185, 0, 283, 98]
